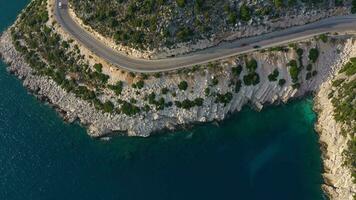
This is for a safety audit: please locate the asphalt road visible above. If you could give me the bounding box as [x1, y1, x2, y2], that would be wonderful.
[54, 1, 356, 73]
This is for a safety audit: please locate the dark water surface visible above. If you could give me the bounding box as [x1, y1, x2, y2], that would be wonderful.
[0, 1, 324, 199]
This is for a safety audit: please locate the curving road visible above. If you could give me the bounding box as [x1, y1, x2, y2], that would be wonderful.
[54, 0, 356, 73]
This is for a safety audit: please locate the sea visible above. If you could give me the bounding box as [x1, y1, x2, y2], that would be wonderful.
[0, 1, 325, 199]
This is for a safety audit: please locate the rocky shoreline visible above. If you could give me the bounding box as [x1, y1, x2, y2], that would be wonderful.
[0, 28, 350, 137]
[1, 24, 355, 199]
[314, 74, 355, 199]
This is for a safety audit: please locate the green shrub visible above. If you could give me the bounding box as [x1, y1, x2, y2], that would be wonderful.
[268, 69, 279, 82]
[194, 98, 204, 106]
[227, 12, 237, 24]
[339, 60, 356, 76]
[205, 88, 210, 96]
[176, 0, 185, 7]
[93, 63, 103, 73]
[332, 78, 345, 87]
[103, 101, 114, 113]
[288, 60, 299, 83]
[132, 80, 144, 89]
[121, 101, 140, 116]
[109, 81, 124, 95]
[278, 79, 286, 86]
[148, 92, 156, 104]
[292, 83, 300, 89]
[176, 98, 204, 110]
[215, 92, 233, 105]
[232, 65, 243, 77]
[308, 48, 319, 63]
[161, 87, 169, 95]
[312, 70, 318, 77]
[235, 80, 242, 93]
[178, 81, 188, 90]
[176, 27, 193, 41]
[296, 48, 303, 57]
[240, 4, 251, 21]
[211, 77, 219, 86]
[246, 59, 258, 73]
[352, 0, 356, 13]
[306, 72, 312, 80]
[243, 73, 260, 86]
[319, 34, 328, 43]
[274, 0, 284, 8]
[306, 64, 313, 71]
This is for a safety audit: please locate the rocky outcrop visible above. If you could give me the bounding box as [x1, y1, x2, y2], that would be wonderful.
[1, 29, 354, 139]
[314, 74, 356, 200]
[1, 18, 355, 200]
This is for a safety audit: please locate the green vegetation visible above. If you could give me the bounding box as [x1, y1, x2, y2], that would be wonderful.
[331, 61, 356, 124]
[352, 0, 356, 13]
[240, 4, 251, 22]
[103, 101, 115, 113]
[176, 0, 186, 7]
[246, 59, 258, 72]
[278, 79, 286, 86]
[108, 81, 124, 95]
[273, 0, 284, 8]
[10, 0, 346, 121]
[296, 48, 304, 68]
[93, 63, 103, 72]
[10, 0, 116, 114]
[318, 34, 328, 43]
[178, 81, 188, 90]
[161, 87, 169, 95]
[211, 77, 219, 86]
[307, 64, 313, 71]
[268, 69, 279, 82]
[288, 60, 300, 83]
[215, 92, 233, 105]
[132, 80, 144, 89]
[308, 48, 319, 63]
[234, 80, 242, 93]
[329, 57, 356, 183]
[306, 72, 312, 80]
[232, 65, 243, 77]
[243, 59, 260, 86]
[120, 101, 141, 116]
[175, 98, 204, 110]
[340, 58, 356, 76]
[204, 88, 210, 96]
[243, 73, 260, 86]
[145, 92, 169, 110]
[69, 0, 336, 50]
[176, 27, 194, 42]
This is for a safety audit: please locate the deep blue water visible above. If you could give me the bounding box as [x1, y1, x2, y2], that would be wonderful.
[0, 1, 324, 200]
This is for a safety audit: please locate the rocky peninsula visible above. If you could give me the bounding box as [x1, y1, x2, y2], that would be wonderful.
[0, 0, 354, 199]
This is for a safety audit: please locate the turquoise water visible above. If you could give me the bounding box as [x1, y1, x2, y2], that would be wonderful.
[0, 1, 324, 200]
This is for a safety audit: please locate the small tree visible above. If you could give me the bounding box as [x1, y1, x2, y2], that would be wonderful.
[93, 63, 103, 73]
[308, 48, 319, 63]
[103, 101, 114, 113]
[176, 0, 186, 7]
[178, 81, 188, 90]
[232, 65, 243, 77]
[246, 59, 258, 72]
[240, 4, 251, 21]
[278, 79, 286, 86]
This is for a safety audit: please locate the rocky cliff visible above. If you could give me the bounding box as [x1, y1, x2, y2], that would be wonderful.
[1, 29, 354, 138]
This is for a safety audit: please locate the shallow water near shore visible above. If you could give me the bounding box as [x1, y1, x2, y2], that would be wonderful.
[0, 1, 325, 199]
